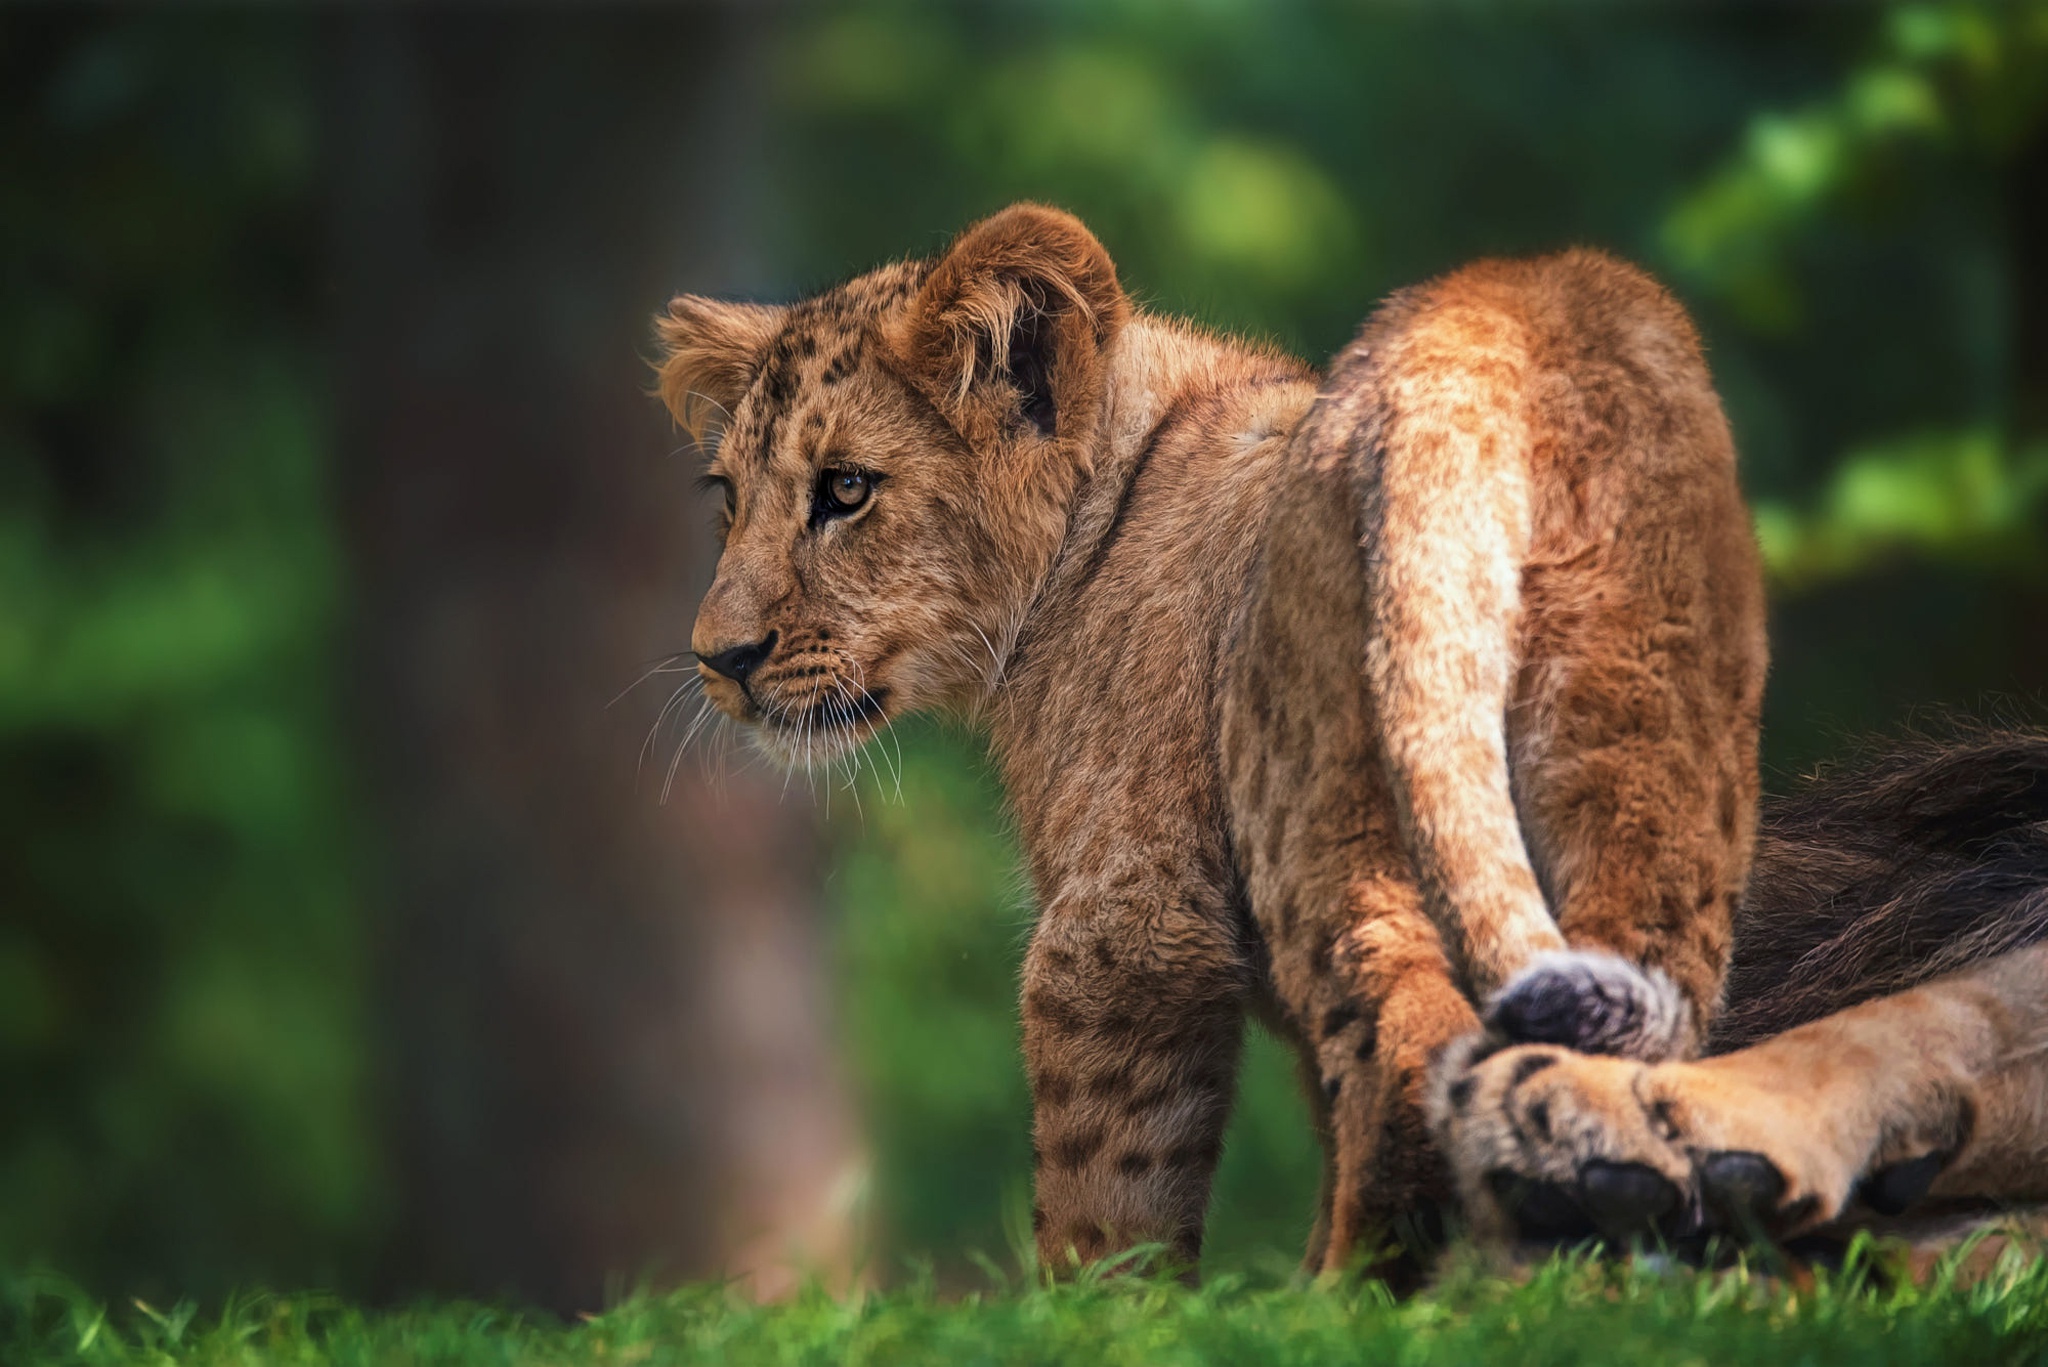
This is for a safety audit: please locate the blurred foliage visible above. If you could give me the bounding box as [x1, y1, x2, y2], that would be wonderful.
[1755, 430, 2048, 587]
[1668, 1, 2048, 584]
[3, 0, 2046, 1300]
[1, 16, 375, 1299]
[1667, 2, 2048, 330]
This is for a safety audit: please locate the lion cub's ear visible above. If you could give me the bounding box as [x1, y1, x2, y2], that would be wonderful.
[890, 203, 1128, 460]
[653, 296, 786, 442]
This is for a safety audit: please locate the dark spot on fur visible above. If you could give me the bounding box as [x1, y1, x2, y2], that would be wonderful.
[1026, 987, 1084, 1035]
[1125, 1081, 1174, 1113]
[764, 359, 797, 410]
[1049, 1128, 1105, 1171]
[1031, 1204, 1046, 1233]
[1164, 1135, 1225, 1171]
[1320, 1004, 1360, 1039]
[1446, 1076, 1475, 1111]
[1509, 1053, 1559, 1087]
[1091, 939, 1117, 972]
[1323, 1073, 1343, 1105]
[1308, 930, 1335, 977]
[1116, 1151, 1154, 1178]
[1649, 1097, 1680, 1141]
[1035, 1071, 1076, 1107]
[1353, 1014, 1380, 1061]
[1191, 1059, 1233, 1096]
[1085, 1065, 1133, 1099]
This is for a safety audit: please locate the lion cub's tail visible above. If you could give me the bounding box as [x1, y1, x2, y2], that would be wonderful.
[1712, 727, 2048, 1052]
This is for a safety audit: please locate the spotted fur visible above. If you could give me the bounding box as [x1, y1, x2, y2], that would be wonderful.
[656, 205, 1767, 1278]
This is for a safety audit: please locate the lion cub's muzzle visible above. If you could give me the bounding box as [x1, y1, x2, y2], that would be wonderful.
[695, 630, 890, 756]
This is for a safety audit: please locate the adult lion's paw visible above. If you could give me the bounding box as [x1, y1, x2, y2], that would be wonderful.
[1484, 951, 1694, 1061]
[1428, 1041, 1967, 1248]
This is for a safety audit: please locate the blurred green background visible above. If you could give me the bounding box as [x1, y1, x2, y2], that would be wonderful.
[4, 0, 2045, 1312]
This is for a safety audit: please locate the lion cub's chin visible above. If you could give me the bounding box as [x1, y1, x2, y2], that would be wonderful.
[746, 691, 891, 769]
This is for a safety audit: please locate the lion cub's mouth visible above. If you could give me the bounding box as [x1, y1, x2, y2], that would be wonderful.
[759, 686, 889, 737]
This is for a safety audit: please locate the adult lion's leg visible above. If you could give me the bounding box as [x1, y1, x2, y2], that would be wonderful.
[1022, 895, 1247, 1273]
[1436, 942, 2048, 1243]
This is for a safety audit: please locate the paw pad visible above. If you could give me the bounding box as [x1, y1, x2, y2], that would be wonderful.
[1485, 1169, 1596, 1243]
[1578, 1159, 1681, 1235]
[1699, 1150, 1804, 1233]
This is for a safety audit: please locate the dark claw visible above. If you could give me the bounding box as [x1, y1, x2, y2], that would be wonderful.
[1861, 1152, 1947, 1216]
[1577, 1159, 1680, 1236]
[1699, 1150, 1790, 1235]
[1487, 1168, 1597, 1242]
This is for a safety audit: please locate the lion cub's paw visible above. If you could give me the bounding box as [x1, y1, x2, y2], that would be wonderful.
[1429, 1043, 1957, 1248]
[1485, 951, 1694, 1061]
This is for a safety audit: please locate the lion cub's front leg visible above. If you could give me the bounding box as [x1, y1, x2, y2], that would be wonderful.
[1433, 943, 2048, 1247]
[1021, 896, 1248, 1271]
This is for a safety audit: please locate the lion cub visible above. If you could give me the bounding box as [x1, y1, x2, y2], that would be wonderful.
[657, 204, 1764, 1278]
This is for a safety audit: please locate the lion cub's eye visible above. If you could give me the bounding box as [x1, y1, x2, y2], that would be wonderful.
[829, 471, 869, 507]
[811, 467, 876, 526]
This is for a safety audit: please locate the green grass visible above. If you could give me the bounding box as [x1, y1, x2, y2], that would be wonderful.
[10, 1248, 2048, 1367]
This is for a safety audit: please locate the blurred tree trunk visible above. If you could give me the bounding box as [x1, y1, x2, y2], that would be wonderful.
[323, 10, 860, 1312]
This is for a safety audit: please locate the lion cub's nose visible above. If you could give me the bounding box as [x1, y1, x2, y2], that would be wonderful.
[698, 630, 778, 684]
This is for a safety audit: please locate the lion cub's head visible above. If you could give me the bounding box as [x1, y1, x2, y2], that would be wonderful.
[656, 204, 1128, 764]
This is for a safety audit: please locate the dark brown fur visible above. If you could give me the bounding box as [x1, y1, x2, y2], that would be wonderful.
[1720, 730, 2048, 1050]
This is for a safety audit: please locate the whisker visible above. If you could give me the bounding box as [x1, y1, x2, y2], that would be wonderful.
[660, 707, 697, 804]
[685, 388, 734, 427]
[639, 676, 703, 775]
[674, 695, 720, 755]
[610, 650, 699, 709]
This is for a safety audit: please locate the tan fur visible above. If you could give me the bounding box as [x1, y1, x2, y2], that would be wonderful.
[657, 204, 1766, 1277]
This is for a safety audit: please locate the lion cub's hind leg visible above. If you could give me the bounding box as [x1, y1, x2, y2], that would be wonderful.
[1478, 254, 1767, 1066]
[1331, 252, 1767, 1066]
[1434, 942, 2048, 1248]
